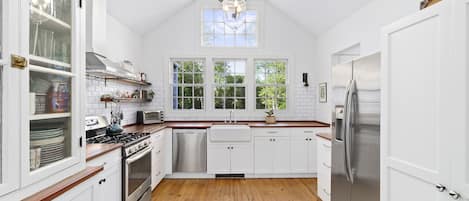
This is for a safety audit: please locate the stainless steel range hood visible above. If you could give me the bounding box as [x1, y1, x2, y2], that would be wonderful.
[86, 52, 138, 80]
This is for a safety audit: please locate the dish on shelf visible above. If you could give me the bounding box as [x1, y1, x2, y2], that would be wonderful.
[30, 135, 64, 147]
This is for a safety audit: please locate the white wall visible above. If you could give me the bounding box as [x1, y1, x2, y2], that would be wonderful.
[142, 0, 318, 121]
[86, 15, 156, 125]
[314, 0, 421, 123]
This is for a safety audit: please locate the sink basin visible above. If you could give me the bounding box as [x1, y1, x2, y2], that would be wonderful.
[210, 125, 251, 142]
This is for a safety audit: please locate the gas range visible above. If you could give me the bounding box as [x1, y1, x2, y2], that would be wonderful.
[86, 132, 151, 157]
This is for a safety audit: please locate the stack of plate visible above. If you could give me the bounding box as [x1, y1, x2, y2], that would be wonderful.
[30, 128, 66, 167]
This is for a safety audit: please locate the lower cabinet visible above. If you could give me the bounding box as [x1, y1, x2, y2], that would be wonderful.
[290, 129, 319, 173]
[151, 130, 167, 190]
[53, 179, 96, 201]
[93, 166, 121, 201]
[317, 136, 331, 201]
[207, 143, 253, 174]
[254, 136, 290, 174]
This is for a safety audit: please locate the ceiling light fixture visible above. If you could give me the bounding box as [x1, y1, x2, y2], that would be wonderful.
[218, 0, 247, 31]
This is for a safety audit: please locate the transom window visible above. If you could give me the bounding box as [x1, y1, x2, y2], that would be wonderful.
[255, 59, 288, 110]
[202, 8, 257, 47]
[171, 59, 205, 110]
[213, 59, 247, 109]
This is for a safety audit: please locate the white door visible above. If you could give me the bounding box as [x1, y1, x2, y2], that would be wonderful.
[381, 2, 452, 201]
[254, 137, 273, 174]
[290, 136, 309, 173]
[207, 144, 231, 174]
[230, 144, 253, 174]
[308, 137, 318, 173]
[151, 133, 163, 188]
[273, 137, 290, 173]
[450, 0, 469, 199]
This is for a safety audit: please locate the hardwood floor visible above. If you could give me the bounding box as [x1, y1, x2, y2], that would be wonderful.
[151, 178, 321, 201]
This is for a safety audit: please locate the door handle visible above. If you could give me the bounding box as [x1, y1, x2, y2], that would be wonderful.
[11, 54, 28, 69]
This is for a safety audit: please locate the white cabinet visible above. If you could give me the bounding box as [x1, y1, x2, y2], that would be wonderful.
[53, 179, 96, 201]
[207, 144, 231, 174]
[207, 143, 253, 174]
[382, 1, 467, 200]
[290, 129, 318, 173]
[151, 130, 167, 189]
[254, 136, 290, 174]
[19, 0, 86, 186]
[317, 136, 331, 201]
[86, 149, 122, 201]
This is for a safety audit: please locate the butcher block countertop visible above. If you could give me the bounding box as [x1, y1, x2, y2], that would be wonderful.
[86, 143, 123, 162]
[23, 166, 103, 201]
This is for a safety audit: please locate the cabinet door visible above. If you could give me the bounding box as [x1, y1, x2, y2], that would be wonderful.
[254, 137, 273, 174]
[381, 2, 452, 201]
[451, 0, 469, 199]
[290, 136, 309, 173]
[20, 0, 86, 186]
[207, 144, 231, 174]
[54, 180, 96, 201]
[308, 137, 318, 173]
[95, 166, 121, 201]
[0, 0, 21, 196]
[151, 133, 163, 188]
[272, 137, 290, 173]
[230, 144, 253, 174]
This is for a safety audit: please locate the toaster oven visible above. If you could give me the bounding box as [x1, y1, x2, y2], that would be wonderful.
[137, 111, 164, 124]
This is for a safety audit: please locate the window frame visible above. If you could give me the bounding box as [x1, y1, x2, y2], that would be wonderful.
[212, 58, 248, 110]
[254, 58, 289, 111]
[170, 58, 207, 111]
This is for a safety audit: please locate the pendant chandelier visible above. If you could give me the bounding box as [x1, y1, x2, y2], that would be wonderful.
[218, 0, 247, 31]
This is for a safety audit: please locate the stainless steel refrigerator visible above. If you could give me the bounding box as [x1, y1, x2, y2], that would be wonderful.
[331, 53, 380, 201]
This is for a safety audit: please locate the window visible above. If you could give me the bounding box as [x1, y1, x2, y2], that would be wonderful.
[171, 59, 205, 110]
[255, 59, 287, 110]
[213, 59, 247, 109]
[202, 8, 257, 47]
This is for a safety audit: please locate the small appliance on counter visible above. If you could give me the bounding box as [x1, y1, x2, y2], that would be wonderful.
[137, 111, 164, 125]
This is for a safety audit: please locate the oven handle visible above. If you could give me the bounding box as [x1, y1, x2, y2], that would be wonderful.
[126, 146, 152, 164]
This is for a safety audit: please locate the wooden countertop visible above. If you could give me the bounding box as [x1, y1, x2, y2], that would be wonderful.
[86, 143, 123, 162]
[247, 121, 330, 128]
[23, 166, 103, 201]
[316, 133, 332, 141]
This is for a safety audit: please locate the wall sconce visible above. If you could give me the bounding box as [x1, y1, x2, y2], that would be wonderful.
[302, 73, 309, 87]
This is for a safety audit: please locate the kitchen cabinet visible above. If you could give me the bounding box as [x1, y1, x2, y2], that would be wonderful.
[382, 0, 468, 200]
[207, 143, 253, 174]
[53, 179, 96, 201]
[151, 130, 167, 189]
[290, 129, 318, 173]
[87, 148, 122, 201]
[254, 136, 290, 174]
[18, 0, 86, 187]
[317, 136, 331, 201]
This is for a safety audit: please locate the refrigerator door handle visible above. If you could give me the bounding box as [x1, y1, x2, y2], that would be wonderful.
[345, 79, 358, 183]
[342, 80, 353, 183]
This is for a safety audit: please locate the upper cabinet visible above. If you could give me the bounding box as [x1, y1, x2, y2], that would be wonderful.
[19, 0, 85, 187]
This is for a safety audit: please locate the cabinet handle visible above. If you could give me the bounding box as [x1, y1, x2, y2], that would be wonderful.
[449, 191, 461, 200]
[267, 131, 278, 134]
[322, 144, 331, 149]
[304, 131, 314, 134]
[11, 54, 28, 69]
[322, 162, 331, 169]
[98, 178, 106, 184]
[436, 184, 447, 192]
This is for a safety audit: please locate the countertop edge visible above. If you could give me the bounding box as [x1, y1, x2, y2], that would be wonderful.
[23, 166, 103, 201]
[316, 133, 332, 141]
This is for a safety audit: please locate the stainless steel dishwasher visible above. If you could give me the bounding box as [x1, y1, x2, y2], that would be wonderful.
[172, 129, 207, 173]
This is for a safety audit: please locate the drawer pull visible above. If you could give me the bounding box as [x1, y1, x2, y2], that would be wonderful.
[322, 162, 331, 169]
[303, 131, 314, 134]
[322, 144, 331, 149]
[267, 131, 278, 134]
[323, 188, 330, 196]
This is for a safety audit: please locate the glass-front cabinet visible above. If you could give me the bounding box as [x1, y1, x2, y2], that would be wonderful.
[20, 0, 85, 186]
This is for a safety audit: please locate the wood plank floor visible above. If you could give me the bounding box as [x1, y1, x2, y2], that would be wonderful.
[151, 178, 320, 201]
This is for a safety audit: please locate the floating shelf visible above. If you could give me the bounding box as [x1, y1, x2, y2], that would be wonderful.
[86, 72, 152, 87]
[101, 98, 152, 108]
[30, 113, 71, 121]
[30, 7, 71, 34]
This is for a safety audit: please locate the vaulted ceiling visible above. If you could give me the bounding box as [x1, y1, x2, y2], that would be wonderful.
[107, 0, 373, 35]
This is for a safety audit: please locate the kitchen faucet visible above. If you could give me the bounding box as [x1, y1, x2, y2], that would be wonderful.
[225, 110, 236, 124]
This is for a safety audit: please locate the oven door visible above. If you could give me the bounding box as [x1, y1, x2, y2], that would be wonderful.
[125, 146, 152, 201]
